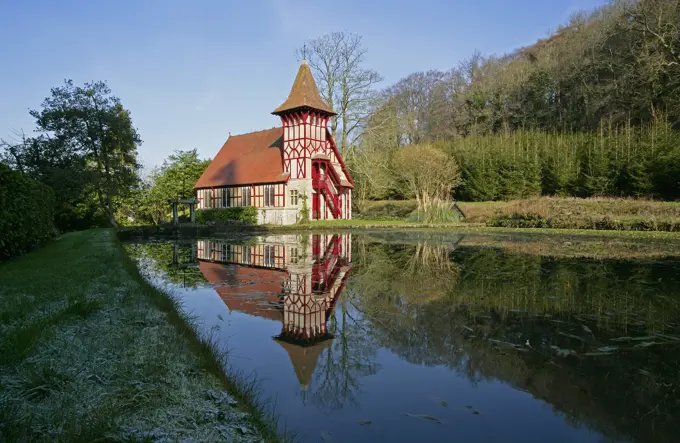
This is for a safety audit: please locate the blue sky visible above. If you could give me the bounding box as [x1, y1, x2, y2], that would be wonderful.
[1, 0, 607, 170]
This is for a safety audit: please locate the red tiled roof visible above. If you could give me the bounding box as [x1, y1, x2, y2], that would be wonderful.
[272, 61, 335, 116]
[194, 127, 287, 189]
[199, 261, 286, 322]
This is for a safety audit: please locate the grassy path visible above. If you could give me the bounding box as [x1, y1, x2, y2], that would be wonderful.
[0, 229, 277, 443]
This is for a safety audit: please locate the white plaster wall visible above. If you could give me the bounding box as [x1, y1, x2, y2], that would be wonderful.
[257, 208, 298, 225]
[286, 177, 313, 223]
[256, 178, 313, 225]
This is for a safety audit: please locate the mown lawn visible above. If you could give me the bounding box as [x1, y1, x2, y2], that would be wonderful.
[0, 229, 276, 443]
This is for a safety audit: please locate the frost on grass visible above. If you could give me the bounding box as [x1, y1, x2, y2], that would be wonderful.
[0, 230, 265, 442]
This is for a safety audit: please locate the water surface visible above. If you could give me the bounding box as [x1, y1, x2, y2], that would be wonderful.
[126, 231, 680, 443]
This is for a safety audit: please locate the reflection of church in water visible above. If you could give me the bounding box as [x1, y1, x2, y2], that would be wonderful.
[196, 234, 352, 390]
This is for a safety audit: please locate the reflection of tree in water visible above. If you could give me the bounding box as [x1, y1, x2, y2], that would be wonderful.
[350, 239, 680, 443]
[302, 296, 380, 411]
[300, 238, 461, 410]
[124, 242, 207, 288]
[352, 236, 461, 305]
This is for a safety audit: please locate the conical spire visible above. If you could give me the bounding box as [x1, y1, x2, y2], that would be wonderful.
[273, 337, 332, 389]
[272, 60, 336, 115]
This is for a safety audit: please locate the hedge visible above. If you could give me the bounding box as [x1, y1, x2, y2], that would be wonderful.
[489, 213, 680, 232]
[195, 207, 258, 225]
[0, 163, 56, 261]
[356, 200, 417, 220]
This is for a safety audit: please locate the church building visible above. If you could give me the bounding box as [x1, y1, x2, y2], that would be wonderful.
[194, 58, 354, 225]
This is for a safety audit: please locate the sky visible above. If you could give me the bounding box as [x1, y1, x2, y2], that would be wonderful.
[0, 0, 609, 170]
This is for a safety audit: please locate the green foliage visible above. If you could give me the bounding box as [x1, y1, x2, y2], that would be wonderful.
[27, 80, 142, 227]
[195, 207, 257, 224]
[0, 163, 55, 261]
[124, 243, 207, 288]
[118, 150, 210, 225]
[297, 192, 310, 224]
[1, 80, 142, 230]
[442, 119, 680, 201]
[470, 197, 680, 232]
[356, 200, 417, 220]
[407, 203, 464, 224]
[489, 212, 680, 231]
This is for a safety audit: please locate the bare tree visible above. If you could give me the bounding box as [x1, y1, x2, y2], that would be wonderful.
[384, 70, 447, 144]
[298, 32, 382, 153]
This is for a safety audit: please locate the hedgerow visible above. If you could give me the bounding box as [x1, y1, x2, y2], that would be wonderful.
[195, 207, 258, 225]
[0, 163, 55, 261]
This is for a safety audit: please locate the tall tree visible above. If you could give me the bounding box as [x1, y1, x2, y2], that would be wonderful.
[298, 32, 382, 153]
[0, 130, 100, 231]
[125, 149, 210, 225]
[29, 80, 141, 227]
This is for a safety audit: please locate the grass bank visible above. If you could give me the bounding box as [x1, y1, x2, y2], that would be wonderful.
[355, 197, 680, 232]
[359, 230, 680, 260]
[0, 229, 280, 443]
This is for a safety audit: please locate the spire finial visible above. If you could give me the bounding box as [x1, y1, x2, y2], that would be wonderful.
[302, 43, 307, 63]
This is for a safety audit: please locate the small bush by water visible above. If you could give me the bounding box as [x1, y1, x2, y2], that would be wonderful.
[196, 207, 258, 224]
[356, 200, 417, 220]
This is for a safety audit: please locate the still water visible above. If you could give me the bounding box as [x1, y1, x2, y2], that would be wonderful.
[125, 231, 680, 443]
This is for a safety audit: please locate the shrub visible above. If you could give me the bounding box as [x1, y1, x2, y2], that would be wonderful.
[489, 212, 680, 231]
[357, 200, 417, 220]
[407, 202, 464, 224]
[195, 207, 258, 225]
[0, 163, 56, 261]
[297, 193, 310, 224]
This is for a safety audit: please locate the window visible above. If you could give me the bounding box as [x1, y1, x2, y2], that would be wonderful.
[290, 190, 299, 206]
[198, 189, 205, 208]
[290, 247, 299, 264]
[242, 186, 251, 207]
[221, 188, 230, 208]
[263, 185, 275, 207]
[264, 245, 275, 267]
[205, 189, 210, 208]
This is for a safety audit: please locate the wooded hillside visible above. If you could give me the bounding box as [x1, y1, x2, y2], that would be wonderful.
[350, 0, 680, 202]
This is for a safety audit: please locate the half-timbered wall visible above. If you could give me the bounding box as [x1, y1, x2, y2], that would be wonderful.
[281, 111, 329, 179]
[196, 183, 286, 209]
[196, 240, 286, 269]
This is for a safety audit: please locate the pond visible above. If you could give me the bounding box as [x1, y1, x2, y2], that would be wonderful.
[125, 231, 680, 443]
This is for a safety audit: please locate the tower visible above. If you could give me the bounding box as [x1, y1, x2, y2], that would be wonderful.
[272, 59, 336, 180]
[272, 59, 352, 220]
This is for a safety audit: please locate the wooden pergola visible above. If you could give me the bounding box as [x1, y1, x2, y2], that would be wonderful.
[168, 198, 198, 225]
